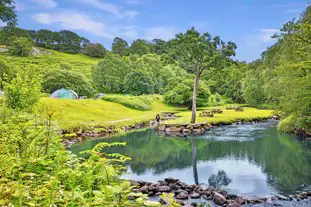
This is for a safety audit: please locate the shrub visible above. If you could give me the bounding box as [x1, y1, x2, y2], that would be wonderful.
[278, 114, 296, 133]
[101, 94, 158, 110]
[83, 43, 107, 58]
[9, 37, 33, 56]
[42, 69, 95, 97]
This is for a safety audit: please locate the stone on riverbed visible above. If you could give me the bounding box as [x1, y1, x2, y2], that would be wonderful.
[213, 192, 227, 205]
[190, 192, 201, 199]
[176, 191, 189, 199]
[159, 185, 171, 192]
[164, 177, 179, 183]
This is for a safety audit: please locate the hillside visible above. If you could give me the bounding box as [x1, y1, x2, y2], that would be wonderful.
[0, 48, 100, 79]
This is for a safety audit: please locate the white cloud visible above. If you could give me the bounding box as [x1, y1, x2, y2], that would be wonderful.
[285, 9, 301, 14]
[31, 0, 57, 9]
[143, 27, 176, 41]
[76, 0, 139, 19]
[32, 11, 110, 37]
[258, 29, 279, 43]
[32, 10, 140, 39]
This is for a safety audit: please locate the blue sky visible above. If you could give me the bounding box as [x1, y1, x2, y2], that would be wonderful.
[12, 0, 308, 62]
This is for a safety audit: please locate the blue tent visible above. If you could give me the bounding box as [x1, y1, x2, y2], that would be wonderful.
[50, 88, 78, 99]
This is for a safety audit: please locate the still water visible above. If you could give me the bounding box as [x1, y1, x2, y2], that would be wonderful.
[70, 121, 311, 197]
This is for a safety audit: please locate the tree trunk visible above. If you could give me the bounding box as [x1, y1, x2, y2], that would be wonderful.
[191, 72, 200, 123]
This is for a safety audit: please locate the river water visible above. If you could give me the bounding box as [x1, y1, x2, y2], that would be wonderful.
[70, 121, 311, 200]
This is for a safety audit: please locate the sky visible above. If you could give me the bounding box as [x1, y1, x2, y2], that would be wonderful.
[12, 0, 309, 62]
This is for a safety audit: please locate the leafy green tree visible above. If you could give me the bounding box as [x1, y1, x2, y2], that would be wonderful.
[150, 39, 167, 55]
[169, 27, 236, 123]
[164, 78, 211, 109]
[0, 58, 10, 89]
[0, 0, 16, 27]
[124, 70, 154, 95]
[111, 37, 129, 56]
[92, 54, 132, 93]
[42, 69, 95, 97]
[9, 36, 33, 56]
[129, 39, 151, 55]
[83, 43, 107, 58]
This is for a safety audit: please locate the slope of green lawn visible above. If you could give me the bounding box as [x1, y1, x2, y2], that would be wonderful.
[41, 98, 273, 133]
[0, 49, 99, 79]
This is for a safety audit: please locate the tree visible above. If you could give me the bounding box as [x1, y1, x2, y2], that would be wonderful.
[0, 0, 16, 27]
[92, 54, 132, 93]
[42, 69, 95, 97]
[111, 37, 129, 56]
[150, 39, 167, 55]
[164, 78, 211, 109]
[170, 27, 236, 123]
[124, 70, 154, 95]
[9, 36, 33, 56]
[83, 43, 107, 58]
[0, 59, 11, 89]
[129, 39, 151, 55]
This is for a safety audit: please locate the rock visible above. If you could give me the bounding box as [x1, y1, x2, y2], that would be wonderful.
[235, 196, 245, 205]
[220, 190, 228, 198]
[155, 192, 162, 196]
[175, 189, 188, 195]
[190, 193, 201, 199]
[183, 128, 192, 134]
[164, 177, 179, 183]
[213, 192, 227, 205]
[159, 198, 167, 205]
[148, 191, 154, 196]
[176, 192, 189, 200]
[137, 180, 146, 187]
[159, 186, 170, 192]
[176, 181, 187, 189]
[227, 194, 238, 199]
[158, 125, 166, 131]
[130, 180, 139, 187]
[183, 205, 192, 207]
[227, 203, 241, 207]
[203, 189, 212, 196]
[139, 185, 149, 194]
[148, 185, 157, 192]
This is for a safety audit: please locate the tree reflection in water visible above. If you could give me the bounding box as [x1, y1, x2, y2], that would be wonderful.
[208, 170, 232, 188]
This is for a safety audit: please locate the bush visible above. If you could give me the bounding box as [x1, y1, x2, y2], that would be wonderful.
[124, 70, 154, 95]
[208, 93, 232, 106]
[9, 36, 33, 56]
[278, 114, 296, 133]
[164, 79, 211, 109]
[42, 69, 95, 97]
[101, 94, 158, 110]
[83, 43, 107, 58]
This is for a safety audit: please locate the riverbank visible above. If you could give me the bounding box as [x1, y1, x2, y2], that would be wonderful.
[42, 98, 273, 134]
[129, 178, 311, 207]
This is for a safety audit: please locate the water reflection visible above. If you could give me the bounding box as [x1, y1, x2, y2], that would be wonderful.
[70, 122, 311, 196]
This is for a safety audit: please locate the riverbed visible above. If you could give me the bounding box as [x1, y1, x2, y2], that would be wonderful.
[70, 121, 311, 204]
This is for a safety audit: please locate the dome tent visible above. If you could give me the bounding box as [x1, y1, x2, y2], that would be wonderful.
[50, 88, 78, 99]
[94, 93, 104, 100]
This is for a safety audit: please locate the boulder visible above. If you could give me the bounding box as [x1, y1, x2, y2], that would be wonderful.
[183, 128, 192, 134]
[213, 192, 227, 205]
[176, 181, 187, 189]
[235, 196, 245, 205]
[176, 192, 189, 200]
[164, 177, 179, 183]
[159, 186, 171, 192]
[158, 125, 166, 131]
[137, 180, 146, 186]
[139, 185, 149, 194]
[130, 180, 139, 187]
[148, 185, 158, 192]
[190, 193, 201, 199]
[191, 202, 198, 207]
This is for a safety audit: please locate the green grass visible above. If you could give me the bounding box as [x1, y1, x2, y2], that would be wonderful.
[101, 94, 161, 110]
[0, 49, 99, 79]
[41, 97, 273, 133]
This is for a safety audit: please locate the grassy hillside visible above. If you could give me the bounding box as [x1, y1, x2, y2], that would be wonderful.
[41, 97, 273, 133]
[0, 49, 99, 79]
